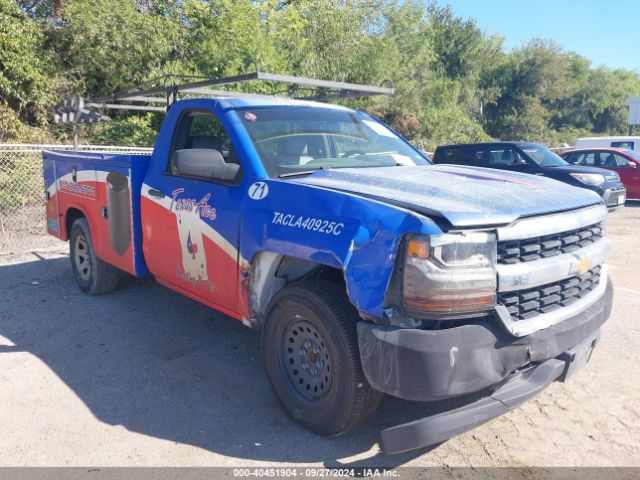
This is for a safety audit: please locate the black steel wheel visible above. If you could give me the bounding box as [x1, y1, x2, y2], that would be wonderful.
[262, 280, 383, 436]
[281, 316, 334, 402]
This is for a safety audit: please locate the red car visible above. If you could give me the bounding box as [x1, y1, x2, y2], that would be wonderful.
[561, 147, 640, 200]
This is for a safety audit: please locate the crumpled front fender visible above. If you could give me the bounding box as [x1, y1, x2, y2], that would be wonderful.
[239, 178, 442, 319]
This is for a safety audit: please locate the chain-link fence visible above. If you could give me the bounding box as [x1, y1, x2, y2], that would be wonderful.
[0, 144, 152, 256]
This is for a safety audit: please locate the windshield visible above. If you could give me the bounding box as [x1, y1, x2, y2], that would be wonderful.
[517, 143, 568, 167]
[238, 107, 429, 177]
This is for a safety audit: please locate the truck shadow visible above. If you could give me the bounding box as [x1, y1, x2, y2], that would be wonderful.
[0, 255, 477, 466]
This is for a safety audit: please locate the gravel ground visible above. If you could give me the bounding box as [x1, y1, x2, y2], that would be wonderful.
[0, 205, 638, 468]
[0, 205, 55, 255]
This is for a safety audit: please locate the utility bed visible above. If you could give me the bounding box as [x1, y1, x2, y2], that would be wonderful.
[43, 151, 150, 276]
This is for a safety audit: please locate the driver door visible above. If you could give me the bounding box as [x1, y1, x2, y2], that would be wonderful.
[141, 108, 246, 316]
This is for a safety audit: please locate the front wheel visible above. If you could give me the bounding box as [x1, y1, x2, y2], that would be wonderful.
[262, 280, 383, 436]
[69, 218, 120, 295]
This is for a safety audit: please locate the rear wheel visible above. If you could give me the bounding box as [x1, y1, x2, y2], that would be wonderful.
[262, 280, 383, 435]
[69, 218, 120, 295]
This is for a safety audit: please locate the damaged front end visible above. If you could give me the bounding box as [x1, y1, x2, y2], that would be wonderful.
[356, 204, 613, 454]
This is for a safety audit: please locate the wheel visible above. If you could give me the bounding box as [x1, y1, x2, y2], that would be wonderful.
[69, 218, 120, 295]
[262, 280, 383, 435]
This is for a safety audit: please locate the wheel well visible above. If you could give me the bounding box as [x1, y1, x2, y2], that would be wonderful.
[249, 252, 345, 326]
[65, 208, 85, 238]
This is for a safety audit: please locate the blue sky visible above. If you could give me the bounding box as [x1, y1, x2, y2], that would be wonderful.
[441, 0, 639, 72]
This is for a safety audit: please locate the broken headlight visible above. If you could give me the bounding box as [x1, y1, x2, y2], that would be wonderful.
[402, 232, 497, 319]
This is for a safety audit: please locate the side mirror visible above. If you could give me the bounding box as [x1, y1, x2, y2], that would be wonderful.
[172, 148, 240, 181]
[628, 161, 637, 169]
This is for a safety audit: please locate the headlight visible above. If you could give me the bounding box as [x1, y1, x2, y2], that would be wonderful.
[402, 232, 497, 319]
[570, 173, 605, 186]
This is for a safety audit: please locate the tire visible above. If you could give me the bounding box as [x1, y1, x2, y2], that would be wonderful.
[262, 280, 383, 436]
[69, 218, 120, 295]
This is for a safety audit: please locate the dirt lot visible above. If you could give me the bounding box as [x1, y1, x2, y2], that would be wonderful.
[0, 205, 638, 468]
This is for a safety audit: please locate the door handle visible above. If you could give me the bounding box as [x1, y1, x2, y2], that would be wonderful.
[148, 188, 166, 199]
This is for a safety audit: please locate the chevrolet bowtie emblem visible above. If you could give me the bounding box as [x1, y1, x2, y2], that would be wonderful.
[574, 257, 593, 275]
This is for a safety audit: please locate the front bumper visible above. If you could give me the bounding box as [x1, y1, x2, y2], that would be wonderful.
[602, 186, 626, 208]
[357, 279, 613, 452]
[358, 279, 612, 401]
[380, 334, 599, 454]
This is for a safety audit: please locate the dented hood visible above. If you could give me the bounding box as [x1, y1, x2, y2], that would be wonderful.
[294, 164, 603, 227]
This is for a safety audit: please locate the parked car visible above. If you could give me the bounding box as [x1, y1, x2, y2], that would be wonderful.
[575, 136, 640, 153]
[560, 147, 640, 200]
[432, 142, 626, 208]
[44, 96, 613, 455]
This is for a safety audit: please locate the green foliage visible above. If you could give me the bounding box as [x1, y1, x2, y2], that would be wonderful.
[279, 0, 384, 82]
[0, 0, 56, 124]
[482, 39, 639, 142]
[0, 102, 53, 142]
[52, 0, 182, 96]
[2, 0, 640, 147]
[85, 114, 158, 146]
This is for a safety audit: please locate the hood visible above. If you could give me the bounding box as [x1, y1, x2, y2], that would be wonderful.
[545, 164, 614, 175]
[293, 165, 603, 227]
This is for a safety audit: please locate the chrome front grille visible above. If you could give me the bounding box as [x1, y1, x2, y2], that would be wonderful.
[494, 205, 609, 337]
[497, 223, 603, 264]
[497, 266, 601, 321]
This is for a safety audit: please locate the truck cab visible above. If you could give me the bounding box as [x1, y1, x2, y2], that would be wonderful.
[44, 95, 614, 454]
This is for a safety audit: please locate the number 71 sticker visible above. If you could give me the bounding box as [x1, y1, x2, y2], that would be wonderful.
[249, 182, 269, 200]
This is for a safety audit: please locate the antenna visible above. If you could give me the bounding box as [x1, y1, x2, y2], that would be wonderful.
[53, 66, 394, 124]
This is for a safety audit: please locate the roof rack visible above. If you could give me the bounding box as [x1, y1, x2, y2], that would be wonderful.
[54, 66, 394, 124]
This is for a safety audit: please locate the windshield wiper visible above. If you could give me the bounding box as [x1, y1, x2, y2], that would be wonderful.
[278, 170, 318, 178]
[278, 164, 404, 177]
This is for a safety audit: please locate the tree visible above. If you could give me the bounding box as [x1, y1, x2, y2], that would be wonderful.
[0, 0, 57, 125]
[3, 0, 640, 146]
[51, 0, 183, 96]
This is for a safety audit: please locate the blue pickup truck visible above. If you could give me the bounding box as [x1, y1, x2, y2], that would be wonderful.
[44, 95, 613, 454]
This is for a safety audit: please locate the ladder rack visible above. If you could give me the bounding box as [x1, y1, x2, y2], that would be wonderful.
[54, 68, 394, 124]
